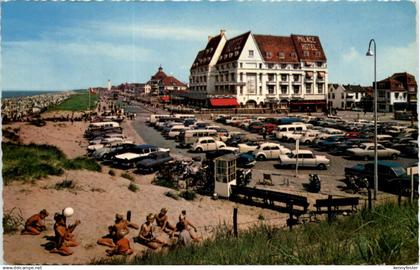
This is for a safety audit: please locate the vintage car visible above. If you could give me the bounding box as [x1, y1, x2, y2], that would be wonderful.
[136, 151, 173, 173]
[346, 143, 400, 160]
[254, 142, 291, 161]
[278, 150, 330, 170]
[191, 137, 226, 152]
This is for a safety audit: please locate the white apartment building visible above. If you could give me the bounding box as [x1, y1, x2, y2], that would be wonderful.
[188, 30, 328, 112]
[328, 84, 368, 110]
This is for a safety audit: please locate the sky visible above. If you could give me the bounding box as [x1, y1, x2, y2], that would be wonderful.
[1, 1, 418, 91]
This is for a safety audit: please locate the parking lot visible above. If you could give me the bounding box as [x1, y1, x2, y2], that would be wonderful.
[127, 102, 417, 197]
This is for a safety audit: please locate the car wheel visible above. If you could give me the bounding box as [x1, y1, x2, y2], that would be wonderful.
[196, 147, 203, 153]
[257, 154, 266, 161]
[391, 153, 398, 160]
[305, 140, 311, 144]
[318, 163, 327, 170]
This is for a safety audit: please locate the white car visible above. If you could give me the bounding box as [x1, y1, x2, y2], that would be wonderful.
[254, 142, 291, 161]
[346, 143, 400, 160]
[279, 150, 330, 170]
[238, 141, 262, 153]
[317, 128, 346, 140]
[87, 140, 133, 152]
[299, 131, 321, 144]
[192, 137, 226, 152]
[283, 130, 306, 142]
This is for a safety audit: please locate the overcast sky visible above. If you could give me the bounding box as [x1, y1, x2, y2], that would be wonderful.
[2, 1, 418, 91]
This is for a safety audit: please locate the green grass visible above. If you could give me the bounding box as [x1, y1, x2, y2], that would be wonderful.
[47, 92, 98, 111]
[92, 202, 418, 265]
[3, 208, 24, 234]
[121, 172, 135, 181]
[180, 190, 196, 201]
[2, 142, 101, 184]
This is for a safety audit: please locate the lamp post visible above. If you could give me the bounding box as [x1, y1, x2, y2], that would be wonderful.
[366, 39, 378, 200]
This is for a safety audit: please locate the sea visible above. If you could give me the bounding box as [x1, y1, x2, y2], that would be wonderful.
[1, 90, 68, 99]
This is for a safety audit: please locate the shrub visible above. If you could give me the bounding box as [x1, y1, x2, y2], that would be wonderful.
[180, 190, 196, 201]
[3, 208, 24, 234]
[64, 157, 101, 172]
[121, 172, 135, 181]
[128, 182, 139, 192]
[108, 169, 116, 176]
[164, 191, 180, 200]
[54, 180, 76, 190]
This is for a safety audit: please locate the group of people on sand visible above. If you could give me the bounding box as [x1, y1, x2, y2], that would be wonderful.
[21, 208, 81, 256]
[97, 208, 199, 256]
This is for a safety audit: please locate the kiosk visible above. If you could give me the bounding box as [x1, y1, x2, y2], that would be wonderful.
[214, 154, 237, 198]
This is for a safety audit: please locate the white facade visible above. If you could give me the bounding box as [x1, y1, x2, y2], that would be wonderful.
[328, 84, 346, 109]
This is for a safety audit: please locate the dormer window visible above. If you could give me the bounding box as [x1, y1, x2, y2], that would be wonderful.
[265, 52, 272, 58]
[229, 52, 233, 57]
[278, 52, 285, 59]
[303, 51, 310, 57]
[248, 50, 254, 58]
[315, 51, 321, 57]
[291, 52, 297, 59]
[234, 51, 239, 56]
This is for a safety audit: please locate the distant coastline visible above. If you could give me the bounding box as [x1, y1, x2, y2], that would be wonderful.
[1, 90, 72, 99]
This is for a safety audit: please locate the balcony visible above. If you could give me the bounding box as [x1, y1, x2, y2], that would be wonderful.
[292, 93, 302, 98]
[292, 80, 302, 85]
[266, 80, 276, 85]
[317, 77, 325, 82]
[304, 77, 314, 83]
[279, 80, 289, 85]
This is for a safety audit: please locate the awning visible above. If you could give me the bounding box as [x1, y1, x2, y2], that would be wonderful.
[290, 100, 326, 105]
[318, 72, 326, 78]
[209, 98, 239, 107]
[160, 95, 171, 103]
[306, 71, 314, 77]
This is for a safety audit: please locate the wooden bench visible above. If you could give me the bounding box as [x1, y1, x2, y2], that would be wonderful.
[313, 195, 359, 222]
[230, 185, 309, 229]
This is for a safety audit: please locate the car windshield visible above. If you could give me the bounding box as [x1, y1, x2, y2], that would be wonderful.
[393, 166, 407, 177]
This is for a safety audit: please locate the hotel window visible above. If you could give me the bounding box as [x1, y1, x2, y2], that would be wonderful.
[281, 85, 288, 94]
[293, 64, 299, 69]
[293, 75, 300, 82]
[268, 74, 275, 82]
[240, 62, 243, 68]
[240, 86, 243, 95]
[259, 86, 262, 95]
[303, 51, 310, 57]
[266, 52, 272, 58]
[316, 51, 321, 57]
[268, 85, 275, 95]
[317, 83, 324, 94]
[259, 73, 262, 82]
[291, 52, 297, 59]
[281, 74, 287, 82]
[293, 85, 300, 94]
[249, 50, 254, 58]
[317, 62, 323, 67]
[231, 73, 235, 81]
[306, 84, 312, 94]
[279, 52, 285, 59]
[240, 73, 243, 82]
[268, 63, 274, 69]
[281, 64, 287, 69]
[259, 63, 263, 69]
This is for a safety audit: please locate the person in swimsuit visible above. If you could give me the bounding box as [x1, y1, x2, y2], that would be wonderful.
[21, 209, 49, 235]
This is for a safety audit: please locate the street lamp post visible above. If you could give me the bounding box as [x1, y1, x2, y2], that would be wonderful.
[366, 39, 378, 200]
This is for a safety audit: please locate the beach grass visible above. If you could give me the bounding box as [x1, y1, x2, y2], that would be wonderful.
[47, 92, 98, 111]
[93, 202, 418, 265]
[2, 142, 101, 184]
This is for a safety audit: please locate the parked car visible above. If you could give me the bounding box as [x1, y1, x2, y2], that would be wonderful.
[278, 150, 330, 170]
[113, 153, 145, 169]
[192, 137, 226, 152]
[225, 134, 248, 147]
[344, 161, 418, 194]
[314, 135, 346, 150]
[346, 143, 400, 160]
[402, 140, 418, 158]
[328, 138, 371, 155]
[299, 131, 321, 145]
[238, 140, 262, 153]
[205, 148, 257, 168]
[136, 151, 173, 173]
[248, 122, 265, 133]
[254, 142, 291, 161]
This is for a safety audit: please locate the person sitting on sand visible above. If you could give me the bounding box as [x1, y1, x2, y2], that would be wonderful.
[155, 208, 176, 237]
[21, 209, 49, 235]
[176, 222, 192, 246]
[136, 213, 166, 250]
[97, 213, 139, 248]
[50, 213, 80, 256]
[105, 230, 134, 256]
[178, 210, 199, 242]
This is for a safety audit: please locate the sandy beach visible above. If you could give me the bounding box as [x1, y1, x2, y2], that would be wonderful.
[2, 114, 288, 265]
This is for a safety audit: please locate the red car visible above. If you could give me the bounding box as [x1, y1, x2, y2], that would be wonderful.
[261, 123, 277, 134]
[344, 132, 360, 139]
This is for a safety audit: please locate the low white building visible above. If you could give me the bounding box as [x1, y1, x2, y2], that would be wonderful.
[188, 30, 328, 112]
[328, 84, 369, 110]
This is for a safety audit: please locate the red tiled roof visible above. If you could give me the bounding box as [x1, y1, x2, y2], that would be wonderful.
[217, 31, 251, 64]
[209, 98, 239, 107]
[291, 34, 326, 62]
[191, 35, 223, 69]
[253, 35, 299, 63]
[162, 76, 187, 87]
[151, 70, 167, 81]
[378, 78, 406, 92]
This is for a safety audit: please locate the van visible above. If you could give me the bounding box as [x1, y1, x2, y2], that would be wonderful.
[88, 121, 120, 130]
[275, 124, 307, 140]
[226, 116, 248, 125]
[174, 114, 196, 121]
[180, 129, 218, 147]
[148, 114, 170, 125]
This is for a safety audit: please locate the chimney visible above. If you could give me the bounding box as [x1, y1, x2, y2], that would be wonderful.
[220, 29, 226, 36]
[208, 35, 213, 41]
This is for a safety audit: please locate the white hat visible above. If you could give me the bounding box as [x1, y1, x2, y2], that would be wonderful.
[63, 207, 74, 217]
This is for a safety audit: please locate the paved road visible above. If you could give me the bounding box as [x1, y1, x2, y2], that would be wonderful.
[125, 102, 418, 196]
